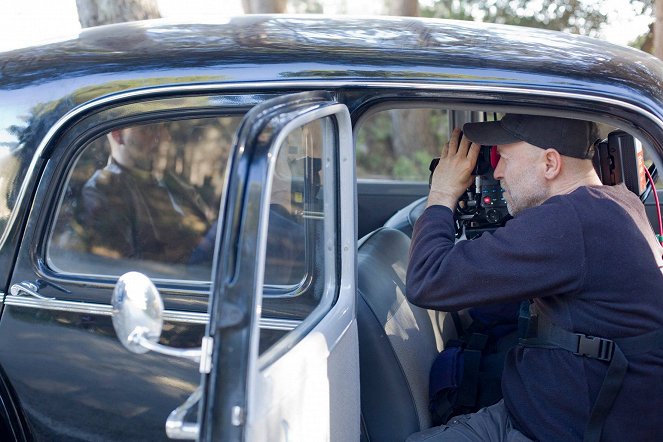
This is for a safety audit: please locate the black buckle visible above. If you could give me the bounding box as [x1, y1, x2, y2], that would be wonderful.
[575, 334, 615, 361]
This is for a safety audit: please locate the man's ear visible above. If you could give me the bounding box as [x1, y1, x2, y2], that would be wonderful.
[542, 149, 562, 180]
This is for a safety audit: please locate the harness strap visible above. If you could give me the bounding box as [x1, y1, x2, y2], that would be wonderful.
[520, 312, 663, 442]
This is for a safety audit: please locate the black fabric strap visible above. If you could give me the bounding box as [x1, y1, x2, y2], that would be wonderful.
[520, 312, 663, 442]
[450, 311, 464, 338]
[456, 333, 489, 408]
[527, 317, 615, 361]
[583, 346, 627, 442]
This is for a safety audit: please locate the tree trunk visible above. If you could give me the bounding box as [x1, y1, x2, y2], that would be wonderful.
[389, 109, 436, 158]
[385, 1, 431, 164]
[641, 23, 654, 54]
[242, 0, 288, 13]
[387, 0, 419, 17]
[656, 0, 663, 59]
[76, 0, 161, 28]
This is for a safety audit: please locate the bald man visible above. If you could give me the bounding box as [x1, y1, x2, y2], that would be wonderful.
[406, 115, 663, 442]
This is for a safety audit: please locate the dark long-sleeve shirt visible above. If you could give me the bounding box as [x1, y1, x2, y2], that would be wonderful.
[407, 184, 663, 441]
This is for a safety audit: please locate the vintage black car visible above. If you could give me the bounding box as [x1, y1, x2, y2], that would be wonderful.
[0, 14, 662, 442]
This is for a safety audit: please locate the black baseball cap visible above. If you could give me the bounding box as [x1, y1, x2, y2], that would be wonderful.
[463, 114, 599, 159]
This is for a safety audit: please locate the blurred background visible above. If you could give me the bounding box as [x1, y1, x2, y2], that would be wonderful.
[0, 0, 659, 55]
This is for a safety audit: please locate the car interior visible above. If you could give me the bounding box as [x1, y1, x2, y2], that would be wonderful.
[352, 105, 660, 441]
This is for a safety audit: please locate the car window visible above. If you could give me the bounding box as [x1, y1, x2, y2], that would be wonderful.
[356, 108, 449, 182]
[47, 112, 332, 309]
[262, 116, 333, 305]
[48, 116, 241, 281]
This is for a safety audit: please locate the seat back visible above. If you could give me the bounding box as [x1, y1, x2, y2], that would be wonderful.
[357, 227, 441, 442]
[383, 197, 427, 237]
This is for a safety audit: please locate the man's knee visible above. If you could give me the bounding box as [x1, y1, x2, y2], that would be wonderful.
[405, 400, 530, 442]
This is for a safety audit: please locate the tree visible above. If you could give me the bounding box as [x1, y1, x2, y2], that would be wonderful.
[384, 0, 438, 177]
[656, 0, 663, 58]
[422, 0, 609, 38]
[76, 0, 160, 28]
[242, 0, 288, 13]
[387, 0, 419, 16]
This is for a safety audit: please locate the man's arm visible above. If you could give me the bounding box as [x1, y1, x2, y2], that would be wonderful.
[406, 197, 586, 311]
[406, 128, 586, 310]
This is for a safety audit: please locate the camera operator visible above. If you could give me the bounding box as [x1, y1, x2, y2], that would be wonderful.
[406, 115, 663, 441]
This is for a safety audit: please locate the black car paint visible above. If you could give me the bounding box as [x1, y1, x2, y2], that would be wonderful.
[0, 15, 662, 440]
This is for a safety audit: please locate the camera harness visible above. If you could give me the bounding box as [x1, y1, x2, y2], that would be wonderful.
[519, 302, 663, 442]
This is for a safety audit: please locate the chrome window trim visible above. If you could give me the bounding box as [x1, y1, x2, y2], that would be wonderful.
[10, 80, 663, 262]
[2, 294, 300, 330]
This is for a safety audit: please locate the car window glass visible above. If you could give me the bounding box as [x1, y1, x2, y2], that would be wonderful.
[262, 115, 336, 314]
[48, 117, 241, 281]
[356, 108, 449, 182]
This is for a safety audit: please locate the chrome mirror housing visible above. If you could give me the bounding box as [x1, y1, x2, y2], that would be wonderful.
[112, 271, 204, 362]
[112, 271, 164, 354]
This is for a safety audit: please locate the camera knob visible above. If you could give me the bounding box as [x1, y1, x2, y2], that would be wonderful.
[486, 209, 501, 224]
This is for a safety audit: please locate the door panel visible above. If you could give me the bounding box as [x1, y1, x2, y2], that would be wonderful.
[0, 95, 254, 441]
[200, 91, 358, 441]
[0, 308, 200, 441]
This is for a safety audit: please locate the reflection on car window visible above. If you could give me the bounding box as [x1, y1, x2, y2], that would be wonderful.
[260, 116, 335, 323]
[356, 108, 449, 181]
[48, 117, 241, 281]
[48, 113, 335, 307]
[263, 119, 326, 292]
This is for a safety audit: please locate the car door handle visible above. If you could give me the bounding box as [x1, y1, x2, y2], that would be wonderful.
[10, 281, 56, 300]
[165, 386, 201, 440]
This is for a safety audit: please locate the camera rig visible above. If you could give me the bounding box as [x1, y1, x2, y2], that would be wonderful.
[429, 144, 510, 239]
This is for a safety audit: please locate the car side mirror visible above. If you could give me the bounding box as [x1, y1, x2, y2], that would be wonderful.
[111, 272, 202, 362]
[112, 271, 164, 354]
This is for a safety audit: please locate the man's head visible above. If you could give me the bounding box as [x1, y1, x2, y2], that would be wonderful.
[463, 114, 600, 216]
[107, 124, 163, 171]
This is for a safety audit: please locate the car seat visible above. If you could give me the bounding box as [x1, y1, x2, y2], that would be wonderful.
[357, 227, 448, 441]
[383, 196, 520, 426]
[383, 197, 427, 237]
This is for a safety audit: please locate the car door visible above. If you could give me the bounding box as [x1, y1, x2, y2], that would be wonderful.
[0, 92, 297, 441]
[184, 91, 358, 441]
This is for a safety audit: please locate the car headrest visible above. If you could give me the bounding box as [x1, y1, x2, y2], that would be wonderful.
[383, 196, 427, 238]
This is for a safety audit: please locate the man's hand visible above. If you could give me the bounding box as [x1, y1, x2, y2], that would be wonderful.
[427, 128, 481, 209]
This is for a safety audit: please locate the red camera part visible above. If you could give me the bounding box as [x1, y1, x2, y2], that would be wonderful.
[490, 146, 500, 169]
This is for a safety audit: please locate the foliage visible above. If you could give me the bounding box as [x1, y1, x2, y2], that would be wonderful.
[356, 108, 448, 181]
[421, 0, 627, 37]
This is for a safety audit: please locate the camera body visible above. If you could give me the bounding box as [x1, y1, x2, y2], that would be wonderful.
[429, 144, 510, 237]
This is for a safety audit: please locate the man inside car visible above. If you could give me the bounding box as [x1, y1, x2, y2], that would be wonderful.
[406, 114, 663, 441]
[78, 124, 212, 265]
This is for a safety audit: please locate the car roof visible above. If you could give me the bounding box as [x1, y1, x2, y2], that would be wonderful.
[2, 15, 662, 98]
[2, 15, 663, 155]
